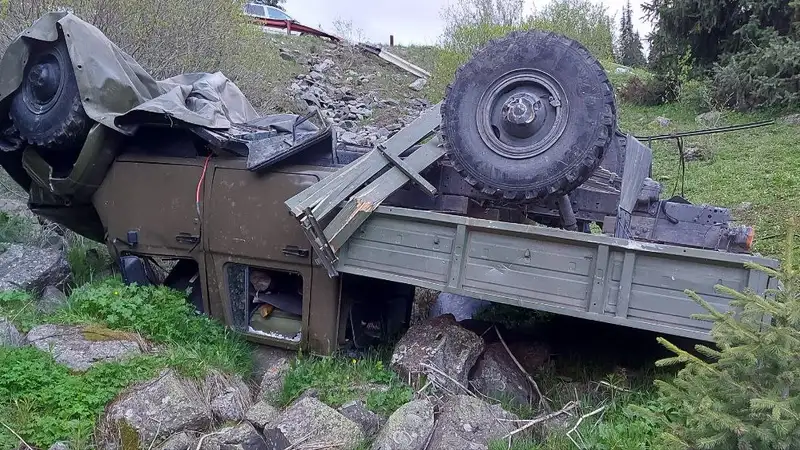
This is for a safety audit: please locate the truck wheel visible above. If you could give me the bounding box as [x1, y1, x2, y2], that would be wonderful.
[9, 37, 91, 151]
[441, 30, 616, 200]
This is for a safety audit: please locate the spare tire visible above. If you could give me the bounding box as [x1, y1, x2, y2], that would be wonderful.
[9, 37, 92, 151]
[441, 30, 616, 200]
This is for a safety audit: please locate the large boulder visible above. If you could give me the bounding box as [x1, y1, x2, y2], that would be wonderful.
[0, 318, 22, 347]
[157, 432, 196, 450]
[469, 342, 538, 407]
[100, 370, 213, 450]
[370, 398, 434, 450]
[0, 244, 71, 295]
[25, 324, 145, 371]
[267, 396, 364, 450]
[427, 395, 518, 450]
[198, 423, 268, 450]
[390, 314, 485, 392]
[203, 370, 252, 423]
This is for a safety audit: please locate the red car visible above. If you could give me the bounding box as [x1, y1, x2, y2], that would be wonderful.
[243, 2, 340, 42]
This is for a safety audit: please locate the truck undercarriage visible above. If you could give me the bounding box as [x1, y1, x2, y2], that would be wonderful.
[0, 12, 777, 354]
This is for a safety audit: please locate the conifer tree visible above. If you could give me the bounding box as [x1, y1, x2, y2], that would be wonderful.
[647, 219, 800, 449]
[616, 0, 647, 67]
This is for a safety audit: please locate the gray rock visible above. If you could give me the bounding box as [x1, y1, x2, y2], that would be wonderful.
[390, 314, 485, 392]
[48, 442, 70, 450]
[615, 67, 631, 74]
[469, 342, 537, 407]
[0, 318, 22, 347]
[339, 400, 383, 438]
[158, 432, 196, 450]
[778, 113, 800, 125]
[258, 355, 291, 402]
[427, 395, 518, 450]
[261, 428, 291, 450]
[0, 199, 36, 220]
[25, 324, 144, 371]
[340, 131, 361, 145]
[653, 116, 671, 127]
[278, 48, 296, 62]
[38, 285, 68, 314]
[204, 371, 252, 423]
[246, 401, 280, 429]
[409, 78, 427, 91]
[383, 99, 400, 107]
[309, 71, 325, 81]
[696, 111, 722, 126]
[0, 244, 70, 295]
[370, 399, 434, 450]
[269, 396, 364, 450]
[100, 370, 212, 450]
[429, 292, 490, 322]
[313, 58, 335, 73]
[198, 423, 268, 450]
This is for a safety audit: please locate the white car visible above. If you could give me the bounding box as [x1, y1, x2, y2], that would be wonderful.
[242, 2, 339, 41]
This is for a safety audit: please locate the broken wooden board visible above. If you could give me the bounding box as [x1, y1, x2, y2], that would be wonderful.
[284, 102, 442, 221]
[325, 137, 445, 252]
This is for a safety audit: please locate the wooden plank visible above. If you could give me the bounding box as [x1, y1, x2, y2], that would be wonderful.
[377, 144, 437, 196]
[284, 103, 441, 219]
[325, 139, 445, 252]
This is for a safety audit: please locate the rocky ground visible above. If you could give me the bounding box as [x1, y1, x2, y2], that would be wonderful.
[255, 35, 436, 149]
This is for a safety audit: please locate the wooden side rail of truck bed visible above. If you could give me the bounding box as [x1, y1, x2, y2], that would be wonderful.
[331, 205, 777, 341]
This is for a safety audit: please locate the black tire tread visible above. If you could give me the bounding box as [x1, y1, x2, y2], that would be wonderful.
[441, 30, 617, 200]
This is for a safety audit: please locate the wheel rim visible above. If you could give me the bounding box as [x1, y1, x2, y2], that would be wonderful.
[475, 69, 569, 160]
[21, 51, 65, 115]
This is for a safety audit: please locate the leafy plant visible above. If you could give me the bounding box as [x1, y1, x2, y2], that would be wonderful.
[0, 346, 162, 449]
[53, 278, 252, 377]
[279, 351, 413, 416]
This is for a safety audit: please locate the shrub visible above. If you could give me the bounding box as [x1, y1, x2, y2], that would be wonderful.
[712, 34, 800, 111]
[637, 220, 800, 449]
[618, 75, 677, 106]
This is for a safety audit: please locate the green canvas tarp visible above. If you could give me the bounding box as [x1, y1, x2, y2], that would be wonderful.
[0, 11, 260, 135]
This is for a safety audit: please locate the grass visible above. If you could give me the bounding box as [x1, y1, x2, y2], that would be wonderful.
[277, 349, 413, 417]
[0, 278, 253, 449]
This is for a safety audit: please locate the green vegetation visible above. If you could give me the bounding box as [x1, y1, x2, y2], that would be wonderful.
[278, 350, 414, 417]
[0, 279, 252, 449]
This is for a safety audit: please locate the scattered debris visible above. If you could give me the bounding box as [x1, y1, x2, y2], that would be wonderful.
[100, 370, 213, 450]
[0, 318, 22, 347]
[390, 314, 485, 393]
[357, 43, 431, 79]
[370, 398, 435, 450]
[615, 67, 631, 74]
[0, 244, 71, 296]
[25, 324, 145, 371]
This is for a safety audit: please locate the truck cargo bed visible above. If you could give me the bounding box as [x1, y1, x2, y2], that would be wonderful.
[332, 206, 777, 341]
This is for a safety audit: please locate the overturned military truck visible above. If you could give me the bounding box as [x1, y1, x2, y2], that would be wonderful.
[0, 12, 777, 354]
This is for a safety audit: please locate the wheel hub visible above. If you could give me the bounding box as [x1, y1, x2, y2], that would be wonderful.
[22, 54, 64, 114]
[476, 69, 569, 159]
